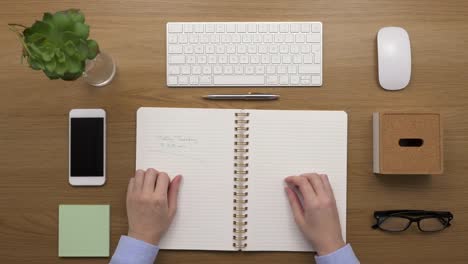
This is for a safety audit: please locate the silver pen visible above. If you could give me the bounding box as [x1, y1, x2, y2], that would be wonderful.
[203, 93, 280, 100]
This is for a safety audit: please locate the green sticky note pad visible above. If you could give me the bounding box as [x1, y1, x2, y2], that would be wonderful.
[59, 205, 110, 257]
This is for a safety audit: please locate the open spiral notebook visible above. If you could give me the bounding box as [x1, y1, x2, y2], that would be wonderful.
[136, 107, 347, 251]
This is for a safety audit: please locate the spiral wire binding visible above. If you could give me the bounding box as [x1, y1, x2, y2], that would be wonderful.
[233, 112, 249, 250]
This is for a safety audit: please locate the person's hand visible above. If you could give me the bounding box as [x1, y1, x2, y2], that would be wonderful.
[284, 173, 345, 256]
[126, 168, 182, 245]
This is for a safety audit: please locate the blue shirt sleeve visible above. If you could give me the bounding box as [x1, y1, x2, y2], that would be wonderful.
[315, 244, 360, 264]
[109, 236, 159, 264]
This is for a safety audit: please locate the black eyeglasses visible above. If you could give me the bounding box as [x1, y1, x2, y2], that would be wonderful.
[372, 210, 453, 232]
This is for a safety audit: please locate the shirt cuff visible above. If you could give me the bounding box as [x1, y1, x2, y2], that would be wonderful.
[315, 244, 360, 264]
[110, 235, 159, 264]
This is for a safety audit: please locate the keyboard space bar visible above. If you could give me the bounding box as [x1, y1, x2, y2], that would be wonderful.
[213, 75, 265, 85]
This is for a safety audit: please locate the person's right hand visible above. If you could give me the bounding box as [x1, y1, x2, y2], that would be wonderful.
[284, 173, 345, 256]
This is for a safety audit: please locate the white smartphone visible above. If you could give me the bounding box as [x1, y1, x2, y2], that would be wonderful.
[69, 109, 106, 186]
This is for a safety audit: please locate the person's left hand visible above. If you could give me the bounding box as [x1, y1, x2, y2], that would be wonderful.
[126, 168, 182, 245]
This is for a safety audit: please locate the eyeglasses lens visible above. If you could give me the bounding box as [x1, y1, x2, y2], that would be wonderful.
[379, 216, 411, 231]
[418, 217, 448, 232]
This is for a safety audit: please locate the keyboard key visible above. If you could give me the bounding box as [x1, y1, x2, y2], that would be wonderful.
[205, 24, 215, 33]
[237, 24, 246, 33]
[248, 24, 257, 33]
[290, 75, 300, 84]
[214, 75, 265, 85]
[267, 75, 278, 84]
[169, 55, 185, 64]
[168, 66, 180, 74]
[299, 64, 321, 74]
[197, 55, 206, 63]
[179, 76, 189, 84]
[282, 55, 291, 63]
[234, 65, 243, 74]
[237, 45, 247, 54]
[179, 35, 188, 43]
[259, 24, 269, 33]
[312, 75, 321, 85]
[206, 45, 215, 54]
[301, 23, 310, 32]
[186, 55, 196, 64]
[272, 55, 281, 64]
[194, 24, 204, 32]
[168, 24, 183, 33]
[232, 34, 241, 43]
[230, 55, 239, 64]
[226, 24, 236, 33]
[253, 34, 262, 43]
[184, 45, 193, 54]
[280, 44, 289, 53]
[303, 55, 314, 63]
[306, 33, 321, 42]
[218, 55, 228, 63]
[200, 75, 212, 84]
[315, 53, 321, 63]
[216, 24, 225, 32]
[192, 66, 201, 74]
[214, 65, 223, 74]
[312, 23, 321, 33]
[288, 65, 297, 73]
[202, 65, 211, 74]
[181, 65, 190, 74]
[200, 34, 210, 43]
[189, 35, 198, 43]
[301, 44, 311, 53]
[226, 45, 236, 54]
[264, 34, 273, 43]
[291, 24, 300, 33]
[284, 34, 294, 43]
[223, 66, 233, 74]
[240, 55, 249, 64]
[255, 66, 265, 74]
[293, 55, 302, 64]
[280, 75, 289, 84]
[168, 76, 178, 85]
[247, 45, 257, 53]
[278, 66, 287, 74]
[245, 66, 254, 74]
[269, 24, 278, 32]
[194, 45, 204, 53]
[168, 34, 178, 44]
[183, 24, 193, 32]
[295, 34, 306, 43]
[279, 24, 289, 32]
[266, 65, 275, 73]
[190, 76, 198, 84]
[251, 55, 260, 64]
[168, 45, 183, 53]
[261, 55, 270, 64]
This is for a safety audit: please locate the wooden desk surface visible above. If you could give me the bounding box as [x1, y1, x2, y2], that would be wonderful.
[1, 0, 467, 263]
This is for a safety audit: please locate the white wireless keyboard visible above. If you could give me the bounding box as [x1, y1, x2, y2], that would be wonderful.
[166, 22, 323, 87]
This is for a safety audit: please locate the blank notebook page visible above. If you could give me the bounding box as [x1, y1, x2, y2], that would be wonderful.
[246, 110, 348, 251]
[136, 107, 236, 251]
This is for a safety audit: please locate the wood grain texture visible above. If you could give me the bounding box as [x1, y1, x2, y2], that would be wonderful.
[1, 0, 467, 263]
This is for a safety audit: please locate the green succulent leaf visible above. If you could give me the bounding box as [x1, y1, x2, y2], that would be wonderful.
[63, 40, 77, 56]
[28, 57, 44, 70]
[45, 59, 56, 72]
[73, 22, 89, 39]
[86, 39, 99, 59]
[52, 11, 72, 30]
[42, 13, 53, 24]
[12, 9, 100, 81]
[55, 49, 66, 63]
[27, 33, 46, 43]
[68, 9, 85, 23]
[66, 57, 82, 74]
[76, 39, 89, 60]
[31, 21, 51, 35]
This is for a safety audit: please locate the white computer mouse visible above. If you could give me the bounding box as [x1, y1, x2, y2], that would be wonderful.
[377, 27, 412, 90]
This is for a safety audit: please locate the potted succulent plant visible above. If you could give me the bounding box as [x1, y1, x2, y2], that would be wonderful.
[8, 9, 116, 86]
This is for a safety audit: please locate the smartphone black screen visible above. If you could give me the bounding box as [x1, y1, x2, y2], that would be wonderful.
[70, 118, 104, 177]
